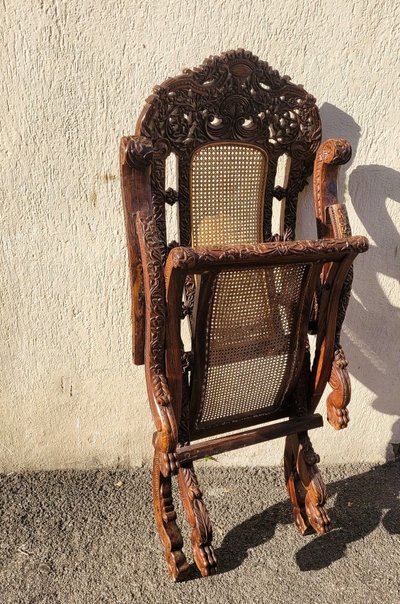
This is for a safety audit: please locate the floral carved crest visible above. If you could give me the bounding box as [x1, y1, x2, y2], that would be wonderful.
[138, 49, 321, 161]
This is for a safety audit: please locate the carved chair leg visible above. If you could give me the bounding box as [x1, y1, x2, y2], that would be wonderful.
[284, 432, 331, 536]
[152, 452, 189, 581]
[178, 462, 218, 576]
[327, 345, 351, 429]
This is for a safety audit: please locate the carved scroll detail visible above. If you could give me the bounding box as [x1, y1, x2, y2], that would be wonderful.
[123, 135, 154, 169]
[319, 138, 352, 165]
[178, 463, 217, 576]
[313, 138, 352, 237]
[327, 346, 351, 429]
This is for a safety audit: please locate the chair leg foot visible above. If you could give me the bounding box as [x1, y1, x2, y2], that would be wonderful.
[284, 432, 331, 536]
[152, 453, 189, 581]
[178, 462, 218, 576]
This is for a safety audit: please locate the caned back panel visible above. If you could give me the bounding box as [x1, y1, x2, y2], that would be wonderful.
[190, 142, 268, 247]
[191, 263, 312, 431]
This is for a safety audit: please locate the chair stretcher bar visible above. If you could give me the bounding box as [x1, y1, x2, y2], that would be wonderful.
[176, 414, 323, 463]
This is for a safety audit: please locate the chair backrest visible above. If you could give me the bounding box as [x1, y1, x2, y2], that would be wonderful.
[190, 142, 268, 247]
[136, 49, 322, 252]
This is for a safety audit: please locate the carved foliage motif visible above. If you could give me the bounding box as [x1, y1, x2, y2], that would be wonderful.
[178, 463, 217, 576]
[124, 135, 154, 169]
[136, 212, 171, 407]
[167, 236, 369, 272]
[140, 49, 321, 158]
[327, 345, 351, 429]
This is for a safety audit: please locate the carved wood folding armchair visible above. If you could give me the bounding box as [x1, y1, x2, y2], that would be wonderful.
[120, 50, 368, 580]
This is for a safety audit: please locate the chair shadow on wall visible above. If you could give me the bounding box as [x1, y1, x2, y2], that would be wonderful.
[216, 461, 399, 573]
[319, 102, 400, 457]
[216, 103, 400, 574]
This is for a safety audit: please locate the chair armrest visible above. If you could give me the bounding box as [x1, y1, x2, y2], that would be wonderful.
[313, 138, 352, 239]
[165, 236, 369, 278]
[135, 211, 179, 460]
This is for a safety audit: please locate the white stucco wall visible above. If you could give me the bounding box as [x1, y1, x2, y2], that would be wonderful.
[0, 0, 399, 471]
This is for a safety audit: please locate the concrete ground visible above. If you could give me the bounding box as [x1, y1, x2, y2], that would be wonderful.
[0, 462, 399, 604]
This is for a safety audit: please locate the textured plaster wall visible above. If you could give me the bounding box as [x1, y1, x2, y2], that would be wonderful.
[0, 0, 399, 471]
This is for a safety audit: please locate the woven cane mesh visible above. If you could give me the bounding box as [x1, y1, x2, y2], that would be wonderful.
[190, 143, 267, 247]
[194, 263, 309, 429]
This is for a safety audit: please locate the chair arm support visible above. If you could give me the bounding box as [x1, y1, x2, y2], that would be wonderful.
[313, 138, 352, 239]
[136, 211, 179, 458]
[120, 136, 154, 365]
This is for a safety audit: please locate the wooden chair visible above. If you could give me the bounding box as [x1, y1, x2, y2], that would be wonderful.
[120, 50, 368, 581]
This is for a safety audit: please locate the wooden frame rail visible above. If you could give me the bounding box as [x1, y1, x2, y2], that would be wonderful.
[176, 414, 323, 463]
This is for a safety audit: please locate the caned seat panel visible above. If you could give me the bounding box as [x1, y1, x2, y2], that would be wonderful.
[191, 263, 311, 431]
[190, 142, 268, 247]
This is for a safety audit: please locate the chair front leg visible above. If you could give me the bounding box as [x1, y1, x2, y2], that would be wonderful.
[152, 451, 189, 581]
[284, 432, 331, 535]
[178, 462, 218, 576]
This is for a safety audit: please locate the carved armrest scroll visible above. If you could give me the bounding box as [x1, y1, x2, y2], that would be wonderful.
[313, 138, 352, 239]
[136, 211, 179, 466]
[120, 136, 154, 365]
[121, 135, 154, 170]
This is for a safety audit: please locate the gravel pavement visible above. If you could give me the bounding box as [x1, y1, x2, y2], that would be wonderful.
[1, 462, 399, 603]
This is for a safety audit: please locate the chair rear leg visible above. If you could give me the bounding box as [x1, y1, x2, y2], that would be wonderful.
[152, 452, 189, 581]
[178, 462, 218, 576]
[284, 433, 310, 534]
[284, 432, 331, 535]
